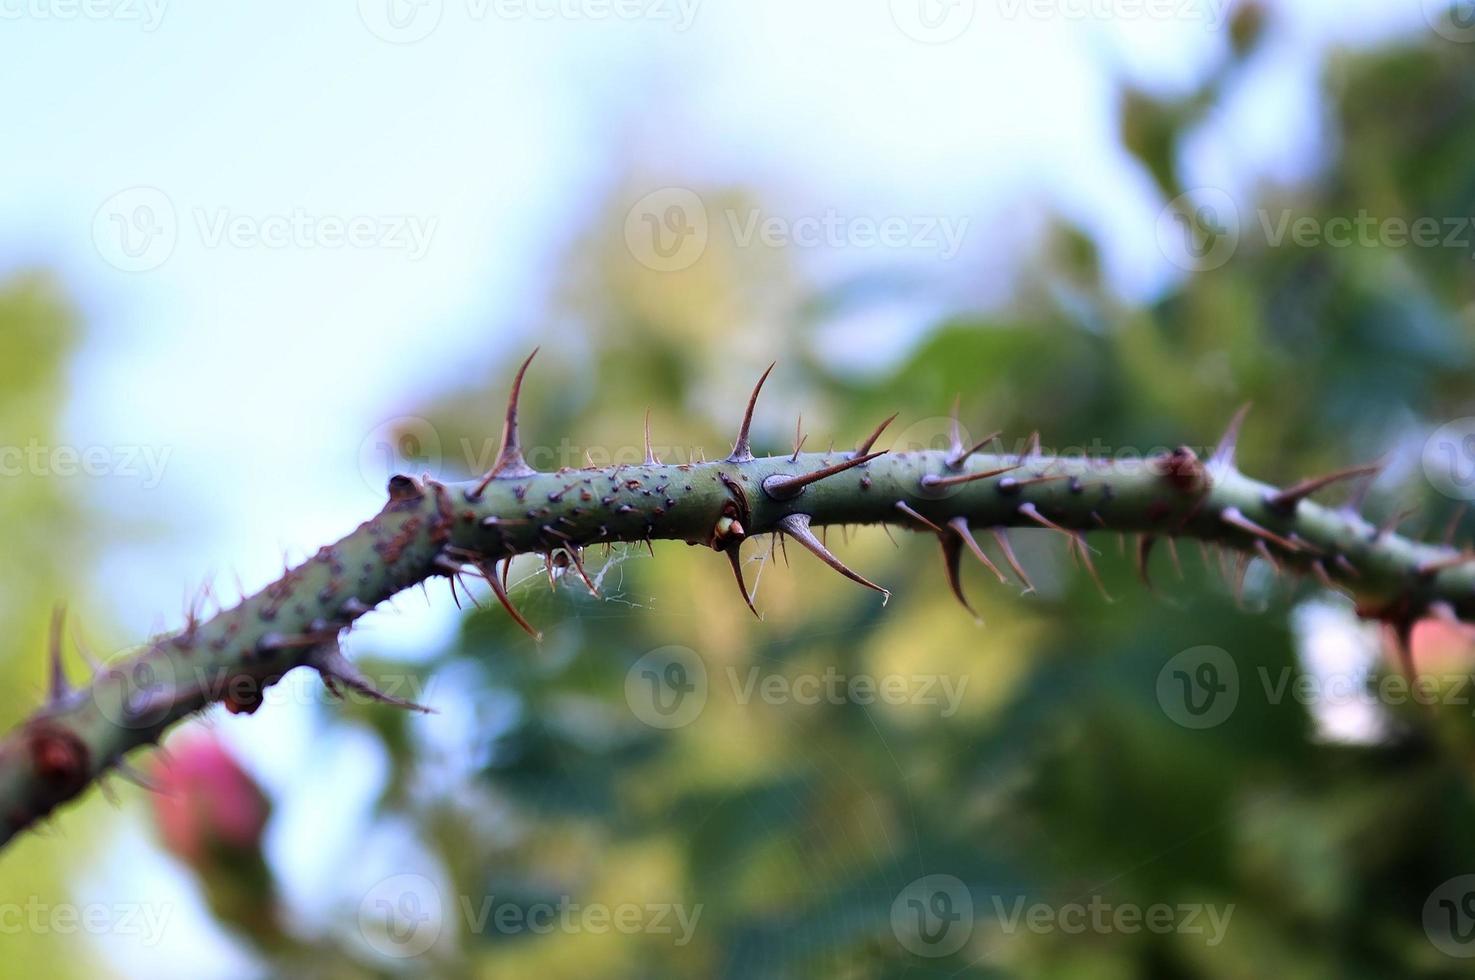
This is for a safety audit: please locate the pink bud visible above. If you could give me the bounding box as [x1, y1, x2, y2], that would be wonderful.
[150, 733, 269, 866]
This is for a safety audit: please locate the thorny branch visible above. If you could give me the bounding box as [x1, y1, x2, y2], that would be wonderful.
[2, 351, 1471, 849]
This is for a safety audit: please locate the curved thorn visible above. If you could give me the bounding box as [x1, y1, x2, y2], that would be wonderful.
[949, 517, 1008, 584]
[1015, 431, 1040, 465]
[894, 500, 944, 534]
[113, 759, 162, 793]
[991, 528, 1035, 593]
[1265, 462, 1383, 511]
[1209, 402, 1251, 473]
[309, 645, 435, 713]
[724, 544, 761, 618]
[1418, 550, 1475, 576]
[776, 513, 889, 601]
[855, 412, 898, 457]
[947, 430, 1003, 469]
[921, 463, 1021, 490]
[1220, 506, 1300, 553]
[1443, 503, 1468, 547]
[728, 362, 776, 462]
[473, 559, 542, 641]
[471, 348, 540, 497]
[643, 409, 660, 465]
[939, 533, 981, 622]
[1310, 559, 1339, 591]
[947, 396, 964, 458]
[47, 604, 70, 703]
[1137, 535, 1157, 593]
[567, 547, 601, 598]
[762, 451, 887, 500]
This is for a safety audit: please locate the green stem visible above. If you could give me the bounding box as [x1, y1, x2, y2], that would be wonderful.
[0, 407, 1466, 850]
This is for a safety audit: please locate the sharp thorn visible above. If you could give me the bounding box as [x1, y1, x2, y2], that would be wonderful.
[113, 759, 162, 793]
[939, 534, 981, 622]
[946, 430, 1003, 469]
[921, 463, 1021, 490]
[762, 451, 887, 499]
[855, 412, 899, 457]
[1334, 553, 1360, 578]
[470, 347, 540, 497]
[1265, 462, 1383, 511]
[990, 528, 1035, 593]
[644, 409, 660, 465]
[1166, 537, 1184, 579]
[1015, 430, 1040, 465]
[1418, 550, 1475, 576]
[1209, 402, 1252, 473]
[949, 517, 1008, 584]
[790, 414, 806, 462]
[947, 396, 964, 458]
[567, 547, 601, 597]
[309, 646, 435, 713]
[724, 544, 761, 618]
[895, 500, 945, 534]
[776, 513, 889, 601]
[1220, 506, 1301, 553]
[1443, 503, 1468, 546]
[47, 604, 70, 703]
[727, 361, 776, 462]
[474, 559, 543, 641]
[1253, 539, 1281, 575]
[1137, 535, 1157, 593]
[1017, 501, 1072, 536]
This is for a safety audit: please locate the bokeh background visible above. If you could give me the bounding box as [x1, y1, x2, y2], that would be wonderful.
[7, 0, 1475, 976]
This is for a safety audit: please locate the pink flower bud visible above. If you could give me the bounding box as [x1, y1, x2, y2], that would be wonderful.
[150, 733, 270, 866]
